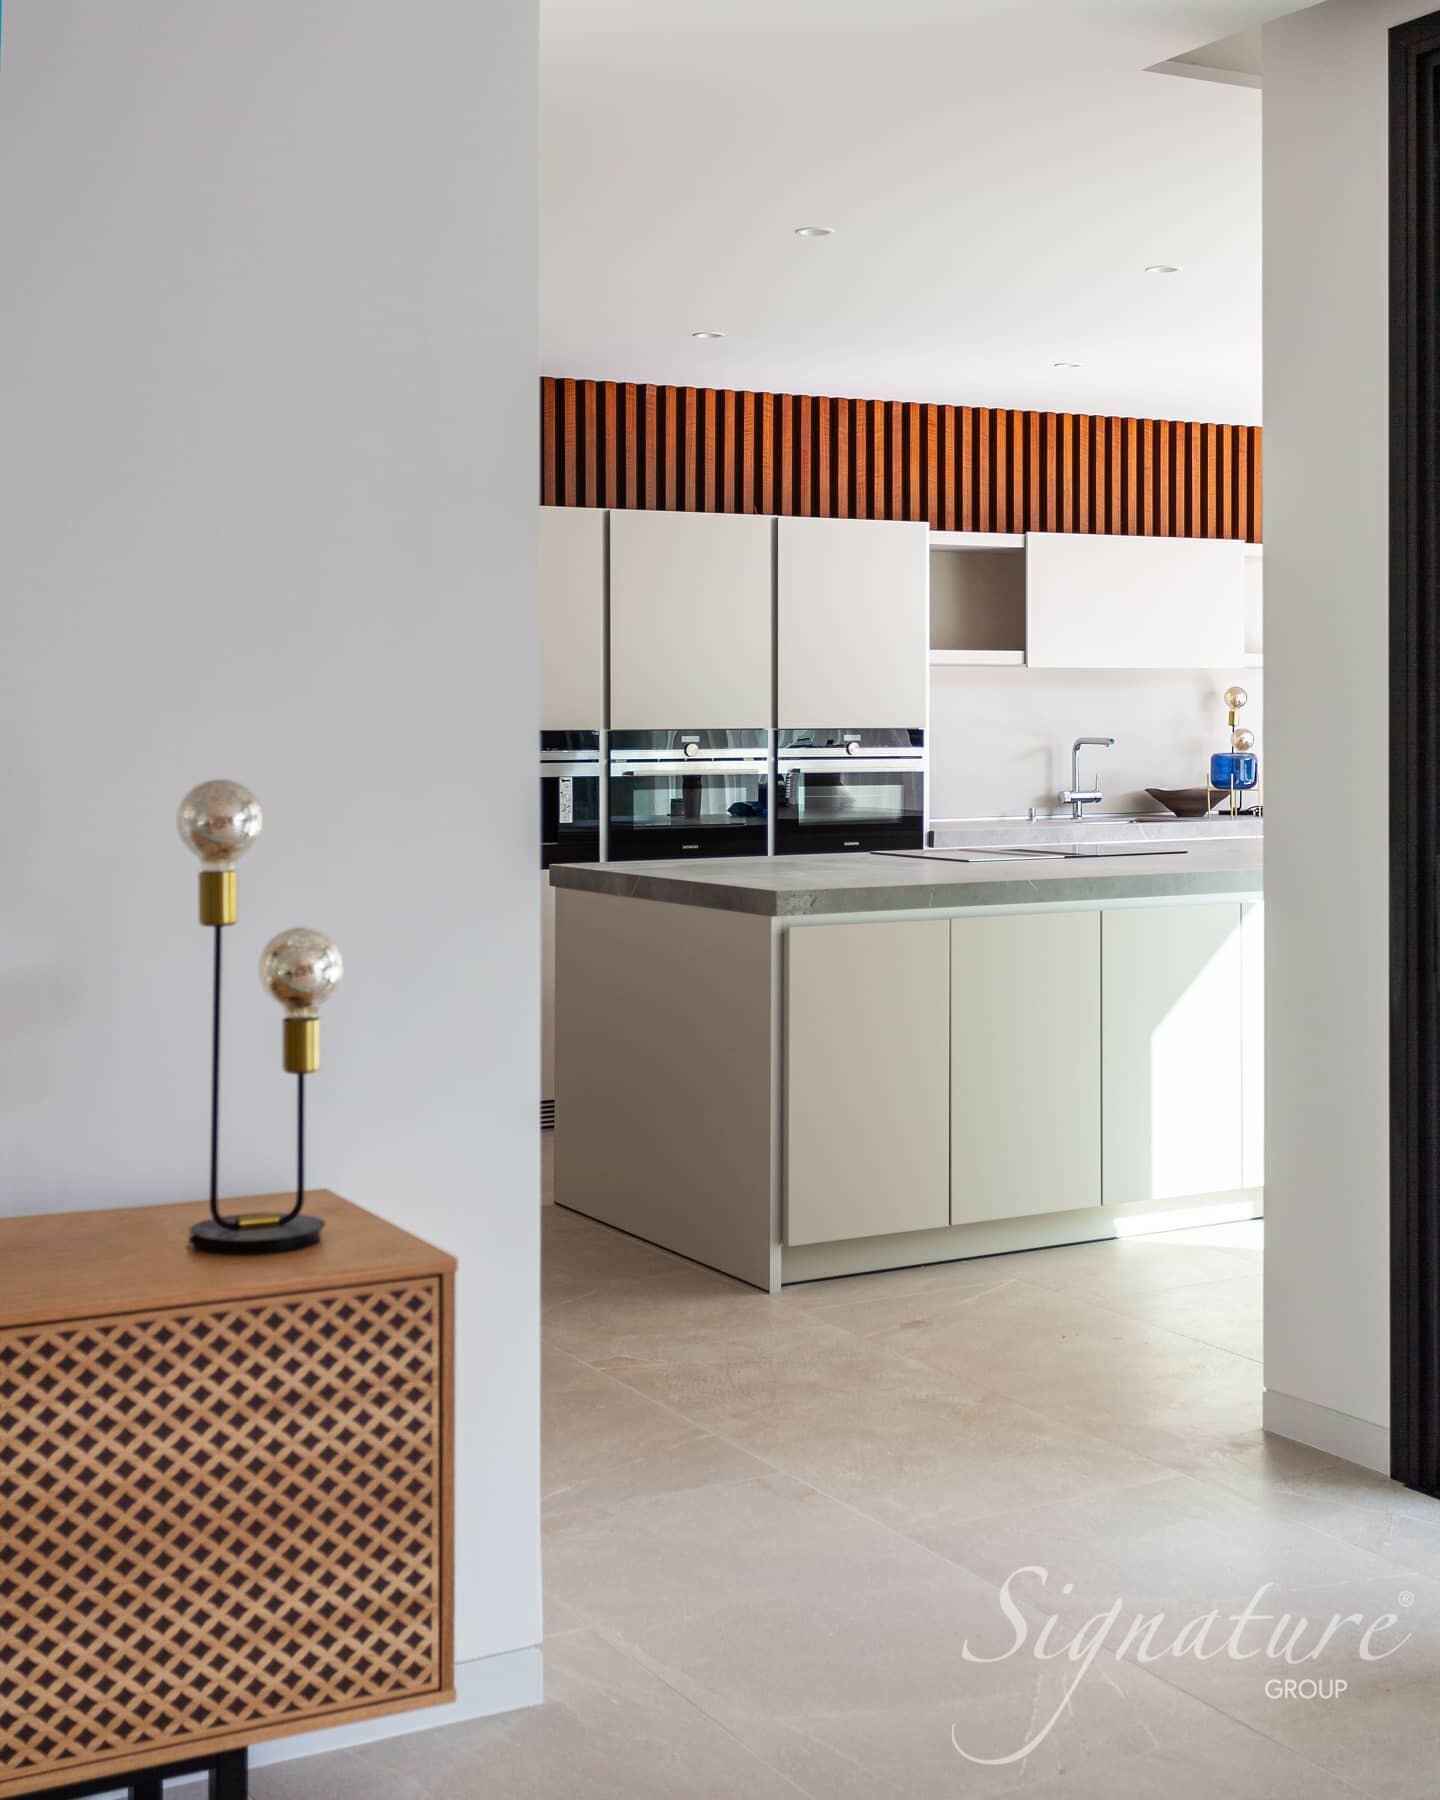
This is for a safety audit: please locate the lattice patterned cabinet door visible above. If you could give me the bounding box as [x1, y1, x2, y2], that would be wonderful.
[0, 1276, 451, 1794]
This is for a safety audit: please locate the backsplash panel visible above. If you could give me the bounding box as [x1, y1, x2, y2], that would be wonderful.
[540, 377, 1262, 541]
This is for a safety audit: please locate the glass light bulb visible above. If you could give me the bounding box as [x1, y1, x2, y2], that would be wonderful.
[260, 929, 344, 1019]
[178, 780, 262, 871]
[1223, 686, 1248, 712]
[1232, 727, 1256, 753]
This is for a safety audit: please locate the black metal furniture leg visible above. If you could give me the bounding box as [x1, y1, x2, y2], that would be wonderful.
[131, 1779, 164, 1800]
[210, 1749, 248, 1799]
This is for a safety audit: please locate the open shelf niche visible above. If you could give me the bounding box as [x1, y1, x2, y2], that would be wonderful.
[928, 531, 1026, 666]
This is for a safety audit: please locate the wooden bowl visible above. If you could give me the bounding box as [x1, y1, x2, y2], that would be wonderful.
[1146, 786, 1222, 818]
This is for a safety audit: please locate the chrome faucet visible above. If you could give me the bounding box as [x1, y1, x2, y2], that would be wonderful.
[1061, 737, 1115, 820]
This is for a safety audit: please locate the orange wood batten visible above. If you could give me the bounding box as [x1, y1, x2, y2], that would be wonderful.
[0, 1193, 456, 1798]
[540, 376, 1263, 542]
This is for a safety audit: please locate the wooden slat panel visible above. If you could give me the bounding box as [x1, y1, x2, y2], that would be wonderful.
[890, 400, 904, 519]
[994, 410, 1009, 533]
[561, 380, 578, 506]
[799, 393, 813, 517]
[1125, 419, 1139, 535]
[759, 393, 774, 514]
[539, 378, 1260, 542]
[819, 395, 833, 517]
[1245, 426, 1260, 540]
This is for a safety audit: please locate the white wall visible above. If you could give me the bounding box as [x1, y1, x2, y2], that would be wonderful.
[1261, 0, 1417, 1471]
[929, 666, 1262, 820]
[0, 0, 541, 1688]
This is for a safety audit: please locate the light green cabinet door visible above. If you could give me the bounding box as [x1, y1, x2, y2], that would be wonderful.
[784, 919, 950, 1246]
[951, 911, 1101, 1224]
[1101, 903, 1245, 1207]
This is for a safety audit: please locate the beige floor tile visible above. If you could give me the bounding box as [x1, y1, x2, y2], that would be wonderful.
[917, 1472, 1422, 1629]
[1005, 1719, 1363, 1800]
[1085, 1271, 1265, 1362]
[606, 1311, 995, 1430]
[545, 1269, 843, 1371]
[542, 1203, 697, 1299]
[543, 1346, 768, 1517]
[266, 1631, 805, 1799]
[988, 1233, 1264, 1307]
[779, 1258, 1017, 1310]
[250, 1748, 428, 1799]
[1257, 1462, 1440, 1580]
[545, 1473, 1309, 1799]
[655, 1372, 1171, 1535]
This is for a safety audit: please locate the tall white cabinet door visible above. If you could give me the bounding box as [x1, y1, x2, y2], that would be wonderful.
[951, 912, 1101, 1224]
[539, 505, 606, 728]
[1026, 532, 1245, 669]
[776, 517, 929, 725]
[609, 511, 773, 728]
[785, 920, 949, 1246]
[1102, 904, 1245, 1206]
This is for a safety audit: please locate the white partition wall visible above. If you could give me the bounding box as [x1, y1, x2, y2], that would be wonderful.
[1261, 0, 1426, 1474]
[0, 0, 542, 1733]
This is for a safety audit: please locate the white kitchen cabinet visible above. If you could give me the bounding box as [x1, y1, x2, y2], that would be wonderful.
[1101, 903, 1245, 1207]
[1025, 531, 1246, 669]
[777, 517, 929, 725]
[609, 511, 773, 728]
[951, 911, 1101, 1224]
[784, 919, 950, 1246]
[539, 505, 606, 728]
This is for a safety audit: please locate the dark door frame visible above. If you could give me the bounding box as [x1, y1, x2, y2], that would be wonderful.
[1390, 10, 1440, 1495]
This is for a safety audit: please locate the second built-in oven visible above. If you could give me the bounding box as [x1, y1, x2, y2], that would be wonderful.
[775, 727, 926, 854]
[608, 730, 769, 860]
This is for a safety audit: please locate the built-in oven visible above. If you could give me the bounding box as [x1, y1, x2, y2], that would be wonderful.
[540, 730, 602, 868]
[608, 730, 769, 860]
[774, 727, 926, 854]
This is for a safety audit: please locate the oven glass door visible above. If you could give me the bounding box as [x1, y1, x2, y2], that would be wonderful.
[608, 772, 768, 859]
[774, 767, 924, 854]
[608, 731, 768, 860]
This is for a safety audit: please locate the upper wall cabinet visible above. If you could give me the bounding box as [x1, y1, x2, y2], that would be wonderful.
[609, 512, 774, 728]
[777, 518, 930, 726]
[539, 505, 606, 728]
[1025, 531, 1246, 669]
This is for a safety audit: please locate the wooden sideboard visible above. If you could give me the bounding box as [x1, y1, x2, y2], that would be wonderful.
[0, 1191, 455, 1799]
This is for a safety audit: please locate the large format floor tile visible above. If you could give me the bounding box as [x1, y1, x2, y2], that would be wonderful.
[265, 1157, 1440, 1797]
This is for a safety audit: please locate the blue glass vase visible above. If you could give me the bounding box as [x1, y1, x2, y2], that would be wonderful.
[1210, 751, 1258, 791]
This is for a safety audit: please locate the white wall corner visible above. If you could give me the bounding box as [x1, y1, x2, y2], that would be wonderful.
[1263, 1388, 1392, 1477]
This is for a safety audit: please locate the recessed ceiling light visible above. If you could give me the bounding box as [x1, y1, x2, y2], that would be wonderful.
[690, 330, 726, 339]
[1053, 360, 1081, 369]
[793, 225, 835, 238]
[1144, 264, 1181, 275]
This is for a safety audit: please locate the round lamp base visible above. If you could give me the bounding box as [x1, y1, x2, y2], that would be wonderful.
[190, 1215, 324, 1255]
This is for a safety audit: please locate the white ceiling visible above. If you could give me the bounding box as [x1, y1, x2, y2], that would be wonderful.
[541, 1, 1300, 424]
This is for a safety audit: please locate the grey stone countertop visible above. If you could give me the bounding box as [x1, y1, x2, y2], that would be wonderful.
[548, 837, 1264, 919]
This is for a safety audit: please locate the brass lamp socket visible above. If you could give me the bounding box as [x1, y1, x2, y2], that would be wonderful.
[283, 1015, 321, 1075]
[198, 868, 238, 927]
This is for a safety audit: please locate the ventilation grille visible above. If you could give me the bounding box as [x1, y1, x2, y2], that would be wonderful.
[541, 1099, 555, 1130]
[0, 1279, 444, 1790]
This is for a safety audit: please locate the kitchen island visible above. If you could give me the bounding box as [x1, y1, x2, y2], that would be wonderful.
[551, 839, 1263, 1292]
